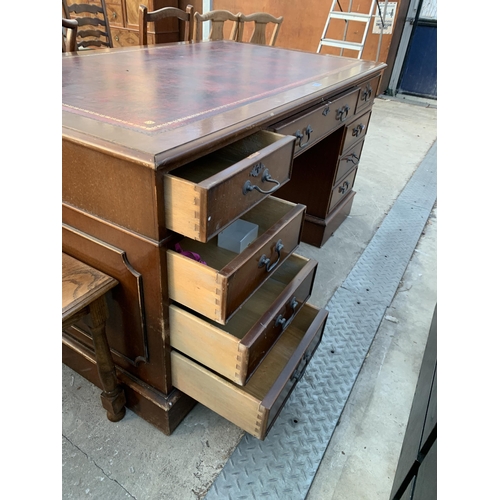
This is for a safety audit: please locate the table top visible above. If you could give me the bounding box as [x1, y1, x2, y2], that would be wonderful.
[62, 253, 118, 321]
[62, 41, 385, 169]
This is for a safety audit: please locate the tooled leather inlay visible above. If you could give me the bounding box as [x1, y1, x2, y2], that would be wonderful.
[62, 42, 358, 135]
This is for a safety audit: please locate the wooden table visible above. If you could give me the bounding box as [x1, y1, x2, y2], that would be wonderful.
[62, 41, 385, 437]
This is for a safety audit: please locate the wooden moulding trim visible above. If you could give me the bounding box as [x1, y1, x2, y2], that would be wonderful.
[62, 223, 149, 366]
[62, 129, 155, 168]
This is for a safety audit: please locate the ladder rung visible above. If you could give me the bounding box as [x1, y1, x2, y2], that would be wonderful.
[319, 39, 364, 51]
[328, 12, 373, 23]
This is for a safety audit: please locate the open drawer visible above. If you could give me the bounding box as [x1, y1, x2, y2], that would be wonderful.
[167, 197, 306, 324]
[171, 303, 328, 440]
[163, 130, 296, 242]
[170, 253, 317, 385]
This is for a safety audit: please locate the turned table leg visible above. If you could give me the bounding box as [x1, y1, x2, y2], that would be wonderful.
[88, 295, 126, 422]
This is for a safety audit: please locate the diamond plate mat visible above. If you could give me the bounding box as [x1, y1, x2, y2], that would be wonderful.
[205, 142, 437, 500]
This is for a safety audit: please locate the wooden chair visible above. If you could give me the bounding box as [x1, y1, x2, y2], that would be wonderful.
[62, 253, 126, 422]
[237, 12, 283, 46]
[62, 18, 78, 53]
[62, 0, 113, 50]
[139, 4, 194, 46]
[193, 10, 240, 42]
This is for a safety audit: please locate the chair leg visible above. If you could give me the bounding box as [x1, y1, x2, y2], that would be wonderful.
[88, 296, 126, 422]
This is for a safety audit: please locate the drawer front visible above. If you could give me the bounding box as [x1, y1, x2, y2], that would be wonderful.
[171, 304, 328, 440]
[169, 254, 318, 385]
[355, 74, 381, 114]
[164, 131, 296, 242]
[106, 3, 124, 27]
[110, 28, 141, 47]
[329, 167, 358, 214]
[167, 197, 305, 324]
[342, 111, 371, 155]
[335, 139, 365, 185]
[271, 89, 359, 157]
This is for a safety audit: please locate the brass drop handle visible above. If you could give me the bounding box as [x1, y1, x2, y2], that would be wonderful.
[258, 240, 284, 273]
[339, 180, 350, 194]
[242, 168, 281, 195]
[295, 124, 314, 148]
[336, 105, 350, 122]
[352, 124, 366, 137]
[361, 84, 373, 102]
[275, 297, 299, 331]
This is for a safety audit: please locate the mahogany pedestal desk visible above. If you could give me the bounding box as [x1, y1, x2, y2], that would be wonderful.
[62, 41, 385, 438]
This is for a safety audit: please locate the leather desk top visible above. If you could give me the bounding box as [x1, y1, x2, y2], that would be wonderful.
[62, 41, 384, 169]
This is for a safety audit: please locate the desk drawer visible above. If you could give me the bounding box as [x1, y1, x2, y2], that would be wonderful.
[342, 111, 371, 155]
[336, 140, 365, 184]
[329, 167, 358, 214]
[106, 3, 124, 27]
[167, 197, 306, 324]
[170, 253, 317, 385]
[355, 75, 381, 114]
[164, 131, 295, 242]
[270, 89, 359, 157]
[171, 303, 328, 440]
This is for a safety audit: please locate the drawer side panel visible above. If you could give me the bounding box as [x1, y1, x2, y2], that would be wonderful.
[169, 305, 246, 384]
[171, 351, 265, 438]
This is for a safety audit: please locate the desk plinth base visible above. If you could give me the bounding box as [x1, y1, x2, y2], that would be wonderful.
[63, 334, 197, 436]
[301, 190, 356, 248]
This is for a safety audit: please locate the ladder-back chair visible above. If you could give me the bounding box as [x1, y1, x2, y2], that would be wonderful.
[139, 4, 194, 45]
[62, 0, 113, 50]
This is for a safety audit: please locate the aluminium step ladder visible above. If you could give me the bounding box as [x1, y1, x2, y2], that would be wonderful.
[317, 0, 389, 60]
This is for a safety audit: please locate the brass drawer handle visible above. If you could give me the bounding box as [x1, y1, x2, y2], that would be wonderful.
[339, 180, 350, 194]
[352, 124, 366, 137]
[361, 84, 373, 102]
[275, 297, 299, 331]
[258, 240, 284, 273]
[242, 167, 281, 195]
[294, 124, 313, 148]
[336, 105, 350, 122]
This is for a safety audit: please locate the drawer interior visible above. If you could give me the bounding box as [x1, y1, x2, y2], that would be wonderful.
[237, 304, 320, 400]
[167, 131, 287, 183]
[173, 196, 298, 270]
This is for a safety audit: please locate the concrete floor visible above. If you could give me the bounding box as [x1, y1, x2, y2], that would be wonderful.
[62, 95, 437, 499]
